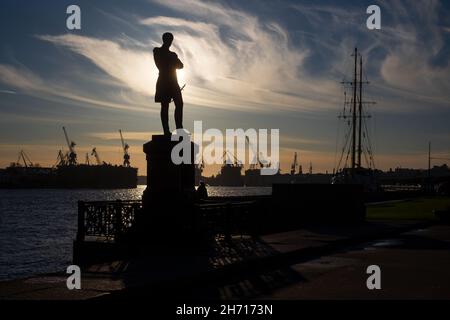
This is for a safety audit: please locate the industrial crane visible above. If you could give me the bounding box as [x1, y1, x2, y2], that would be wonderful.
[91, 148, 102, 165]
[246, 136, 271, 169]
[222, 150, 242, 167]
[55, 150, 67, 167]
[246, 136, 258, 169]
[119, 130, 130, 167]
[291, 152, 298, 175]
[199, 155, 205, 170]
[62, 127, 77, 166]
[16, 150, 33, 167]
[258, 152, 271, 168]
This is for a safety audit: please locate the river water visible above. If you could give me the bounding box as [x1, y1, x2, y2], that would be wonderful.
[0, 186, 271, 281]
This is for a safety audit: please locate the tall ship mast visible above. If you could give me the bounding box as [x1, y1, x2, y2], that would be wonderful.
[333, 48, 378, 191]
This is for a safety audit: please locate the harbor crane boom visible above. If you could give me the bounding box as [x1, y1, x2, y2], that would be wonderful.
[119, 130, 130, 167]
[91, 148, 102, 165]
[291, 152, 298, 175]
[258, 152, 271, 168]
[246, 136, 270, 169]
[17, 150, 33, 168]
[222, 150, 242, 166]
[54, 150, 67, 167]
[246, 136, 258, 169]
[20, 151, 28, 168]
[62, 127, 77, 166]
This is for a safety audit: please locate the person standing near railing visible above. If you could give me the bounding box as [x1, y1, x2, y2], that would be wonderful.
[196, 182, 208, 200]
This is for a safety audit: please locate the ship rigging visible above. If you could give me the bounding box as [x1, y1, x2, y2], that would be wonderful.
[333, 48, 378, 191]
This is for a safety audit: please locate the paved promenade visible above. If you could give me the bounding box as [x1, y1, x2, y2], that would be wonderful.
[0, 220, 447, 300]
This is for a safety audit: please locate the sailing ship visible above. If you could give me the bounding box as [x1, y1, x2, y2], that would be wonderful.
[332, 48, 380, 192]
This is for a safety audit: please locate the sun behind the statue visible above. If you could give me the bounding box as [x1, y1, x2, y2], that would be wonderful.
[177, 69, 186, 86]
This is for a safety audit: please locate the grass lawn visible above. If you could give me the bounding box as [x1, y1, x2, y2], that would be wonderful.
[367, 196, 450, 221]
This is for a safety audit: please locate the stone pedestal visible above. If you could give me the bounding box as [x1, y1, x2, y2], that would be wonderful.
[140, 135, 197, 238]
[143, 134, 196, 204]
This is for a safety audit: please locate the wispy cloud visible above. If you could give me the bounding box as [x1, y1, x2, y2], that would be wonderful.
[0, 89, 17, 95]
[32, 1, 342, 113]
[141, 0, 342, 111]
[0, 63, 155, 114]
[90, 131, 158, 141]
[292, 0, 450, 110]
[28, 0, 449, 116]
[2, 0, 447, 117]
[37, 34, 156, 97]
[0, 64, 45, 92]
[360, 1, 449, 105]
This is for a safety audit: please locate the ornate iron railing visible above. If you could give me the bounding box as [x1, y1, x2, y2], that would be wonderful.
[77, 200, 142, 242]
[193, 201, 257, 240]
[77, 199, 258, 242]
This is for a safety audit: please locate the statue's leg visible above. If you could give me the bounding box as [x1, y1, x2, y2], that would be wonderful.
[161, 102, 170, 135]
[174, 94, 184, 129]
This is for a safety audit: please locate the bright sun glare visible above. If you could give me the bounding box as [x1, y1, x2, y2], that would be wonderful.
[177, 69, 186, 86]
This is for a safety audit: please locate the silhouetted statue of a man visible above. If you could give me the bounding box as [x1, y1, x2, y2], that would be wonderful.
[153, 32, 184, 136]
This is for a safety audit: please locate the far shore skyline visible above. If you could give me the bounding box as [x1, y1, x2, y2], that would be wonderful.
[1, 129, 447, 177]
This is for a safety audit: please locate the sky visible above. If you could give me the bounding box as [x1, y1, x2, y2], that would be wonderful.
[0, 0, 450, 176]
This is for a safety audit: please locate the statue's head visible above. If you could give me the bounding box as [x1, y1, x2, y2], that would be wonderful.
[162, 32, 174, 47]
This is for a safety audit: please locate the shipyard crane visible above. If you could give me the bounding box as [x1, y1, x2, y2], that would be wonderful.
[197, 154, 205, 170]
[222, 150, 242, 167]
[17, 150, 33, 167]
[119, 130, 130, 167]
[85, 153, 90, 165]
[291, 152, 298, 176]
[91, 148, 102, 165]
[62, 127, 77, 166]
[246, 136, 259, 169]
[54, 150, 67, 167]
[246, 136, 271, 169]
[18, 151, 27, 167]
[258, 152, 271, 168]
